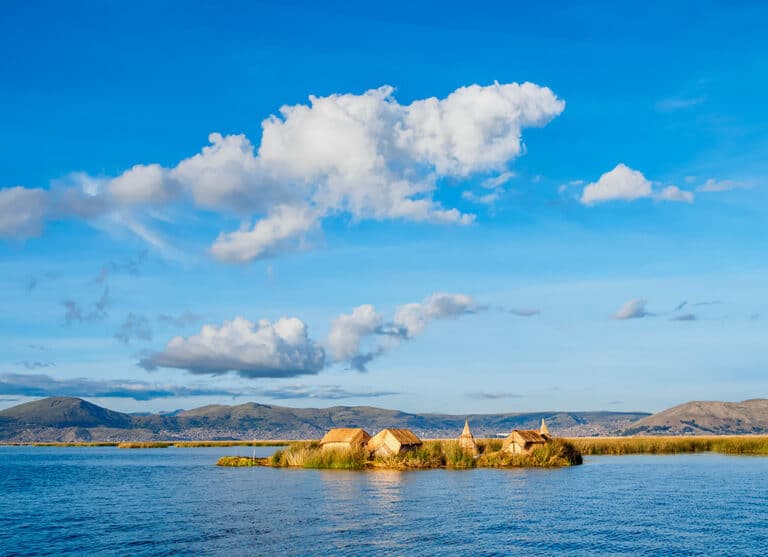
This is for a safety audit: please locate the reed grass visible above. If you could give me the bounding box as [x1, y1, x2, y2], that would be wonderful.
[27, 442, 119, 447]
[117, 441, 173, 449]
[173, 440, 292, 448]
[216, 456, 264, 467]
[270, 442, 367, 469]
[566, 436, 768, 456]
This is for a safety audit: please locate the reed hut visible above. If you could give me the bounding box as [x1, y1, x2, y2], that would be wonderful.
[458, 419, 479, 456]
[367, 428, 422, 457]
[319, 428, 371, 452]
[502, 420, 551, 455]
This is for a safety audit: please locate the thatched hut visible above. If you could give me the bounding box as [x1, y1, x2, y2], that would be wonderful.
[319, 428, 371, 452]
[458, 419, 479, 456]
[367, 428, 422, 457]
[502, 420, 551, 455]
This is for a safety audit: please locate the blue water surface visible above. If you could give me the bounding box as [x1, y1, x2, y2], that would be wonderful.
[1, 447, 767, 556]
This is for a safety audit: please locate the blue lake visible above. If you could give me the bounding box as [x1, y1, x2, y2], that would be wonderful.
[1, 447, 767, 555]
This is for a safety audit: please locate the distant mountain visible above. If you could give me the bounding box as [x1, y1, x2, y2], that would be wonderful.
[0, 397, 133, 428]
[0, 397, 647, 442]
[624, 399, 768, 435]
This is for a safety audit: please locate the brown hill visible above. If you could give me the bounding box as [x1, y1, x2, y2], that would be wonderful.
[623, 399, 768, 435]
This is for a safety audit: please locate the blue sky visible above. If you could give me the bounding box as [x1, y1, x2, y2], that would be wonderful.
[1, 1, 766, 414]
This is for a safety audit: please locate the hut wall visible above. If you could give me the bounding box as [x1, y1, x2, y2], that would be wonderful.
[321, 442, 355, 452]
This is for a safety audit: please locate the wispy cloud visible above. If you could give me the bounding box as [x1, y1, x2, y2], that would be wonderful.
[670, 313, 697, 322]
[62, 288, 110, 324]
[655, 96, 706, 112]
[17, 361, 55, 370]
[468, 392, 524, 400]
[0, 373, 246, 401]
[157, 312, 205, 327]
[93, 250, 147, 284]
[114, 313, 152, 344]
[509, 308, 540, 317]
[250, 384, 397, 400]
[613, 298, 652, 320]
[696, 179, 751, 193]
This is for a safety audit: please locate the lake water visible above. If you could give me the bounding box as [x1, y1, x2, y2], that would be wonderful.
[1, 447, 767, 556]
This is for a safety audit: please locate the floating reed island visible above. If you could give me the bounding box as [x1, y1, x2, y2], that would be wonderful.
[217, 420, 583, 470]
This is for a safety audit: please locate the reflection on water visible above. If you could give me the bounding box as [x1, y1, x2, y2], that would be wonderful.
[2, 448, 768, 555]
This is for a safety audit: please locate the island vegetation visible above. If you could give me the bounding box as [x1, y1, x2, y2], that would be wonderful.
[216, 438, 583, 470]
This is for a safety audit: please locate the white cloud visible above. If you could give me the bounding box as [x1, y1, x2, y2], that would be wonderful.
[393, 293, 479, 337]
[462, 190, 502, 205]
[326, 304, 385, 361]
[580, 164, 694, 205]
[581, 164, 653, 204]
[141, 316, 326, 378]
[399, 82, 564, 176]
[0, 187, 48, 237]
[141, 292, 485, 377]
[209, 205, 319, 263]
[109, 164, 171, 205]
[696, 178, 751, 193]
[1, 82, 564, 261]
[482, 171, 516, 189]
[656, 185, 694, 203]
[613, 298, 651, 320]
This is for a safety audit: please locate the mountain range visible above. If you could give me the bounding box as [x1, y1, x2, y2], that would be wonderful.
[1, 397, 767, 442]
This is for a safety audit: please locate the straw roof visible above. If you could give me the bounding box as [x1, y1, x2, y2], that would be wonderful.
[368, 428, 422, 454]
[461, 419, 474, 439]
[319, 428, 370, 445]
[382, 428, 422, 446]
[513, 430, 548, 444]
[540, 418, 550, 436]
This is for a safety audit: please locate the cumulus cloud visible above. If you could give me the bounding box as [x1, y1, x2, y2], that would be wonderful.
[141, 292, 484, 377]
[0, 373, 245, 400]
[0, 82, 563, 261]
[393, 293, 480, 337]
[327, 304, 385, 362]
[580, 164, 693, 205]
[140, 316, 326, 378]
[613, 298, 652, 320]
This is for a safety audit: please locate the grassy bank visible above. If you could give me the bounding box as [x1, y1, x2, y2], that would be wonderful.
[220, 439, 583, 470]
[567, 436, 768, 455]
[0, 440, 296, 448]
[173, 440, 293, 448]
[117, 442, 173, 449]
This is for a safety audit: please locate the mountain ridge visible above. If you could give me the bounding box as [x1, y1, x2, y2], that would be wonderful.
[0, 397, 647, 442]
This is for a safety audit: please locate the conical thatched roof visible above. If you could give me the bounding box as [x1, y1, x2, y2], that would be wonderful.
[458, 419, 479, 455]
[540, 418, 550, 436]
